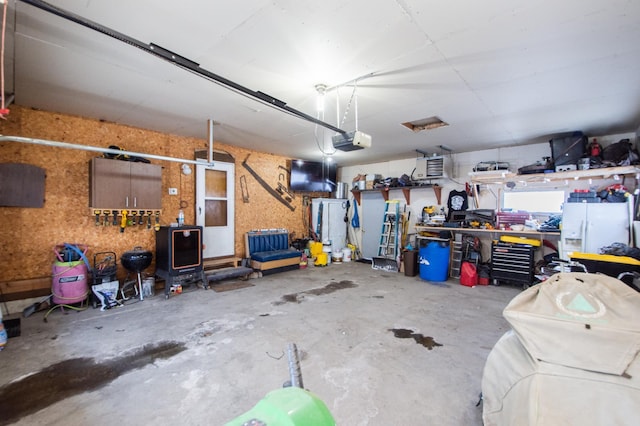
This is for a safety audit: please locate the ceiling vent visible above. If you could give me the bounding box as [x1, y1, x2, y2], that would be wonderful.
[402, 116, 448, 132]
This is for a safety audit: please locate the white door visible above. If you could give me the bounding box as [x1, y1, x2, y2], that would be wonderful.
[196, 161, 235, 258]
[360, 192, 387, 259]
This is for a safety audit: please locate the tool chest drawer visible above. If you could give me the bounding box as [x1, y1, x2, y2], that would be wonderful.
[491, 242, 535, 286]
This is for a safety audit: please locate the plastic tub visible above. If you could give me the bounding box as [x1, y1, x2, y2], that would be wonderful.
[419, 241, 450, 282]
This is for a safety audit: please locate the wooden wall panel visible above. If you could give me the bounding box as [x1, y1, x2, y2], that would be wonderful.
[0, 106, 310, 298]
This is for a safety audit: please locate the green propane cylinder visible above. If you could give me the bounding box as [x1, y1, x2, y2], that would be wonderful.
[224, 387, 335, 426]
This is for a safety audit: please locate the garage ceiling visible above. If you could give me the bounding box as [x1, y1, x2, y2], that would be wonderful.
[6, 0, 640, 166]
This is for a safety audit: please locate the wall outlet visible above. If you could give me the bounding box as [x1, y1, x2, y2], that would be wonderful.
[168, 188, 178, 195]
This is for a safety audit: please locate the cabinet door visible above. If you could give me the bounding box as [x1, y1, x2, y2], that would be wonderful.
[584, 203, 629, 253]
[130, 162, 162, 209]
[90, 158, 131, 209]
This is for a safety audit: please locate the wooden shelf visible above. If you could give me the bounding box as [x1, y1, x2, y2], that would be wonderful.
[351, 185, 442, 205]
[469, 165, 640, 185]
[415, 225, 560, 242]
[415, 225, 556, 236]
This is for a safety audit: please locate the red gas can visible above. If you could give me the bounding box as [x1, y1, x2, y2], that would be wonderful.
[460, 262, 478, 287]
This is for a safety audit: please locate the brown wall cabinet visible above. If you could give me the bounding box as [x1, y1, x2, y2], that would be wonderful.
[89, 157, 162, 210]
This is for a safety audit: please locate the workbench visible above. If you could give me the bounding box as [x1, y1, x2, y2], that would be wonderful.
[415, 225, 559, 244]
[415, 225, 560, 286]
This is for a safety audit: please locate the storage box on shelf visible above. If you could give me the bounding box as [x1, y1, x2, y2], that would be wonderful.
[496, 212, 529, 230]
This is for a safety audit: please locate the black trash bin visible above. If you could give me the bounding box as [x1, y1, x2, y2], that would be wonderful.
[403, 250, 418, 277]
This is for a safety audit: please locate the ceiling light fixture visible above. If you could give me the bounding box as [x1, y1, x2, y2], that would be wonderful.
[313, 83, 336, 157]
[315, 84, 327, 113]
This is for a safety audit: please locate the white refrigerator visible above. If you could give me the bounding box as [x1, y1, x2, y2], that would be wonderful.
[560, 202, 630, 260]
[312, 199, 348, 252]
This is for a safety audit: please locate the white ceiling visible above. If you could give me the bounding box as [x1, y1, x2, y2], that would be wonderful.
[7, 0, 640, 166]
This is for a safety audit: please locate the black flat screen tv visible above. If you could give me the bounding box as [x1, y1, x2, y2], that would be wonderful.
[289, 160, 337, 192]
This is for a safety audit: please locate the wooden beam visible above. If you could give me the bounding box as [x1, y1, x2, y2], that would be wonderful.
[0, 276, 52, 302]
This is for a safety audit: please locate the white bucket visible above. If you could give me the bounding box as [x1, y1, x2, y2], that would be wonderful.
[323, 245, 332, 265]
[342, 247, 352, 262]
[332, 251, 344, 263]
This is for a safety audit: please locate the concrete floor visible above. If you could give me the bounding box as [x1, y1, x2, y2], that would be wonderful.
[0, 262, 521, 425]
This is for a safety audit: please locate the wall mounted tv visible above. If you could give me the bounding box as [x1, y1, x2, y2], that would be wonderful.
[289, 160, 337, 193]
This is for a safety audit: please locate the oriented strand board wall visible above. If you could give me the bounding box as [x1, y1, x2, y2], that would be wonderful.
[0, 106, 308, 297]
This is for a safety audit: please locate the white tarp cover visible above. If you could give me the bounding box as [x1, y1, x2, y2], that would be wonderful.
[482, 272, 640, 425]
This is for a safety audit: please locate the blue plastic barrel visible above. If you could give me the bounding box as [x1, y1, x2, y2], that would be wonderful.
[419, 241, 450, 282]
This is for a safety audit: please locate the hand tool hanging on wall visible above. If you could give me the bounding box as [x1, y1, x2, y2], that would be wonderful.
[276, 182, 294, 203]
[240, 175, 250, 203]
[112, 210, 119, 226]
[154, 211, 161, 231]
[94, 210, 101, 226]
[242, 154, 295, 212]
[277, 168, 295, 200]
[130, 210, 137, 226]
[120, 209, 127, 233]
[103, 210, 110, 226]
[465, 182, 479, 209]
[138, 210, 145, 225]
[278, 165, 290, 175]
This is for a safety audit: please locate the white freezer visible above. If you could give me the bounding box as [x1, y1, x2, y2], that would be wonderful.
[560, 202, 630, 260]
[312, 199, 348, 252]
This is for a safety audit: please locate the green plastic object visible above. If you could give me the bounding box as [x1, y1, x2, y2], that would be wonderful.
[225, 387, 335, 426]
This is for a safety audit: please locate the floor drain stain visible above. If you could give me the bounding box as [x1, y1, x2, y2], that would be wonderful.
[274, 280, 357, 304]
[389, 328, 443, 350]
[0, 341, 186, 425]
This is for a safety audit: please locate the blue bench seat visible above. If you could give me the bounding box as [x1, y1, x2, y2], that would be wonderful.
[244, 230, 301, 274]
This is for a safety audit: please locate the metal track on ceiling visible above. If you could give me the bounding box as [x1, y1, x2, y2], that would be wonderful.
[18, 0, 347, 135]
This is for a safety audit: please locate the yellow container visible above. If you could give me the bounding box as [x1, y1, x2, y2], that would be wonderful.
[315, 252, 328, 266]
[309, 241, 323, 257]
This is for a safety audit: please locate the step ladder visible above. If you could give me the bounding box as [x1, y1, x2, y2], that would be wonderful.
[372, 200, 400, 272]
